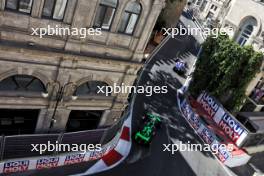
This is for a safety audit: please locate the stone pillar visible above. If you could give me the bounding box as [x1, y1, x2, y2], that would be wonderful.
[102, 110, 123, 126]
[133, 0, 165, 61]
[71, 0, 97, 29]
[63, 0, 77, 24]
[31, 0, 43, 18]
[0, 0, 5, 10]
[50, 108, 71, 132]
[35, 108, 54, 133]
[110, 0, 128, 32]
[98, 110, 110, 127]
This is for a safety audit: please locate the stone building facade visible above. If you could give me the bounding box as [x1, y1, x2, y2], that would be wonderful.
[0, 0, 165, 134]
[189, 0, 229, 28]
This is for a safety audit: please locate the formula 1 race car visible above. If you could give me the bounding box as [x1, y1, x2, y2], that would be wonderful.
[173, 58, 188, 76]
[134, 113, 162, 145]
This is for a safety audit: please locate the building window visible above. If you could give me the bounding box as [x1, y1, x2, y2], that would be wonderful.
[237, 25, 253, 46]
[195, 0, 203, 6]
[118, 2, 141, 35]
[42, 0, 68, 20]
[0, 75, 45, 92]
[5, 0, 33, 14]
[199, 0, 208, 11]
[236, 16, 257, 46]
[75, 81, 110, 96]
[206, 11, 214, 19]
[66, 110, 103, 132]
[94, 0, 118, 30]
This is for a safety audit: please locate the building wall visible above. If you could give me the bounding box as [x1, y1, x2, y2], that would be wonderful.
[0, 0, 165, 133]
[191, 0, 227, 27]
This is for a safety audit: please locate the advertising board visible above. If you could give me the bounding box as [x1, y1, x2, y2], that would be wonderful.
[197, 92, 248, 147]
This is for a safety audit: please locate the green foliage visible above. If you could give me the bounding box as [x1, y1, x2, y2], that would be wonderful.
[189, 34, 263, 111]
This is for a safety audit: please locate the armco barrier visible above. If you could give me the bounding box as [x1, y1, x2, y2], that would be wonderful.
[0, 112, 131, 175]
[61, 129, 105, 147]
[0, 128, 120, 174]
[0, 120, 127, 160]
[3, 134, 60, 159]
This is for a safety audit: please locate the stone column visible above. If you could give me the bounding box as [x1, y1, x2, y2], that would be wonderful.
[63, 0, 77, 24]
[50, 108, 71, 132]
[132, 0, 165, 61]
[35, 108, 54, 133]
[31, 0, 43, 18]
[110, 0, 128, 32]
[98, 110, 110, 127]
[0, 0, 5, 10]
[71, 0, 97, 29]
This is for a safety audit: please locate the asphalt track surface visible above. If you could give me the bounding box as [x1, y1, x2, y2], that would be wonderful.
[93, 16, 202, 176]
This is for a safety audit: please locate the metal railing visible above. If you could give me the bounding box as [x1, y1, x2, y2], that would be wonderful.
[0, 117, 124, 161]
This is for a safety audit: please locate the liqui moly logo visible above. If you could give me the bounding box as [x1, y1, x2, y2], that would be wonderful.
[201, 128, 215, 144]
[219, 113, 245, 142]
[64, 154, 85, 165]
[36, 157, 59, 169]
[199, 93, 220, 118]
[89, 147, 108, 160]
[3, 160, 29, 173]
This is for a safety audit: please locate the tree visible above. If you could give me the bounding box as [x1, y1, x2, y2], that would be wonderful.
[189, 34, 263, 111]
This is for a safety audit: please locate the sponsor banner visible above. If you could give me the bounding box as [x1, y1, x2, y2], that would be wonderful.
[0, 129, 121, 174]
[211, 140, 232, 163]
[180, 98, 232, 163]
[178, 94, 251, 167]
[64, 153, 85, 165]
[197, 92, 220, 118]
[197, 92, 248, 147]
[2, 160, 30, 174]
[200, 128, 215, 145]
[219, 113, 248, 146]
[36, 157, 60, 169]
[181, 99, 192, 118]
[181, 99, 201, 130]
[189, 113, 201, 130]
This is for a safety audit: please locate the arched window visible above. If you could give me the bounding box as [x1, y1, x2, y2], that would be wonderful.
[75, 81, 110, 96]
[236, 17, 257, 46]
[237, 25, 254, 46]
[94, 0, 118, 30]
[42, 0, 68, 20]
[5, 0, 33, 14]
[119, 2, 141, 35]
[0, 75, 45, 92]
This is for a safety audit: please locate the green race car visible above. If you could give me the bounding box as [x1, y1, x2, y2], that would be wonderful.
[134, 113, 162, 145]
